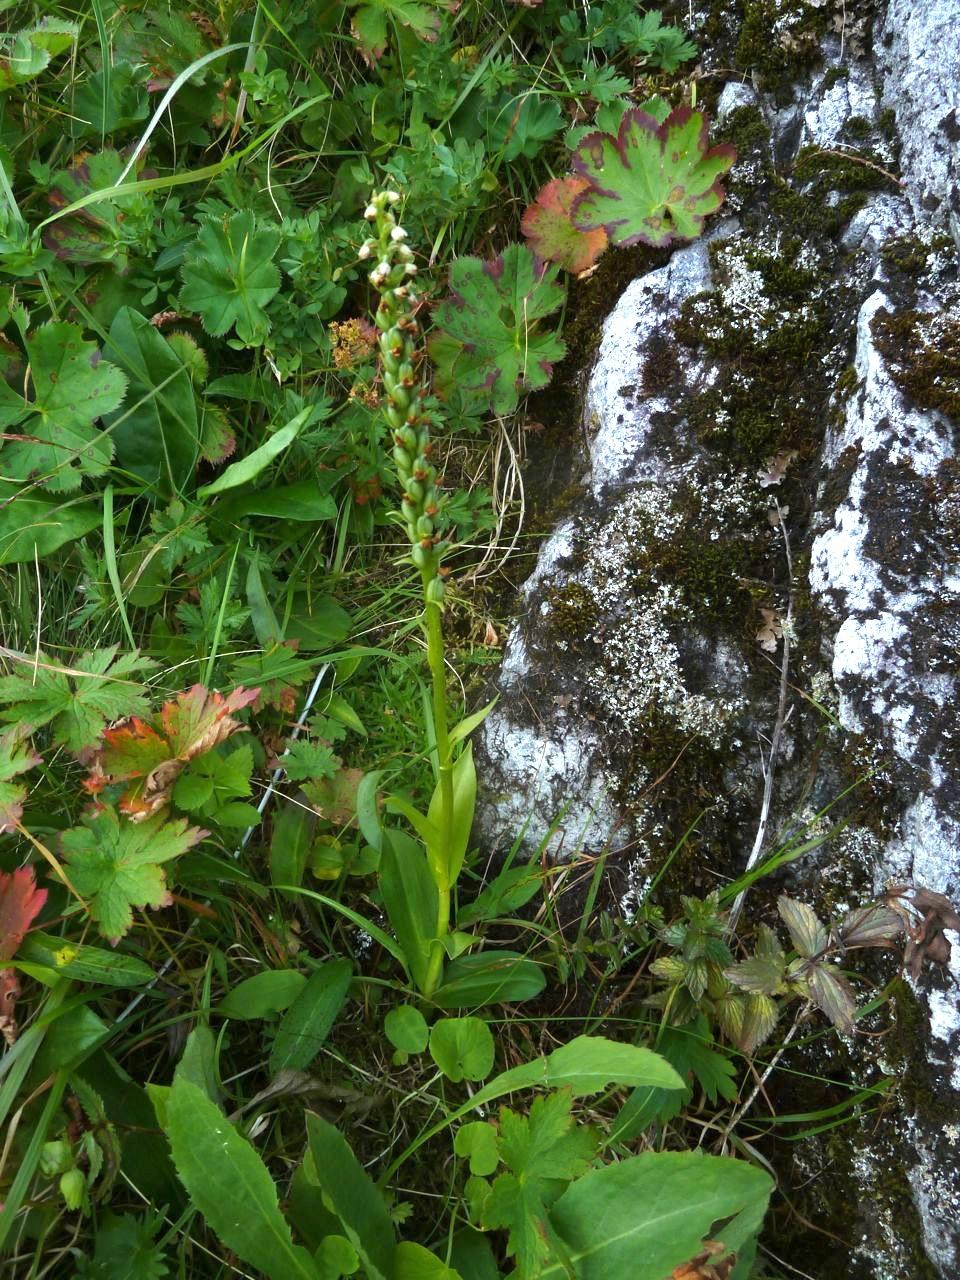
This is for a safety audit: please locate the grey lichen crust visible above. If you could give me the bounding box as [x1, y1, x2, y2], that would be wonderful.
[477, 1, 960, 1275]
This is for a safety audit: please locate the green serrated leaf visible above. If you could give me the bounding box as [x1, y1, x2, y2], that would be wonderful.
[0, 646, 154, 753]
[60, 807, 206, 941]
[0, 725, 41, 833]
[428, 244, 566, 416]
[0, 323, 127, 492]
[180, 211, 281, 345]
[571, 106, 735, 249]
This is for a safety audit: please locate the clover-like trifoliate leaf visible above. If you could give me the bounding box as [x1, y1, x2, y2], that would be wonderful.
[481, 1090, 598, 1280]
[179, 212, 281, 346]
[521, 177, 609, 274]
[0, 324, 127, 491]
[60, 806, 207, 941]
[571, 106, 736, 250]
[0, 647, 154, 754]
[428, 243, 566, 416]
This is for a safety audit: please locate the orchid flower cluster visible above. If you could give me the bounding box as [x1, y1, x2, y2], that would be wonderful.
[361, 191, 448, 594]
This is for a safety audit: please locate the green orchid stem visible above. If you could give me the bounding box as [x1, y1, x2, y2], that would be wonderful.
[423, 579, 454, 996]
[363, 189, 456, 997]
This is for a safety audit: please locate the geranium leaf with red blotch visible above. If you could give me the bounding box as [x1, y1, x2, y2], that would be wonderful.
[521, 177, 609, 274]
[570, 106, 736, 250]
[345, 0, 453, 64]
[0, 727, 42, 835]
[0, 865, 48, 962]
[60, 806, 207, 941]
[158, 685, 259, 759]
[427, 243, 566, 417]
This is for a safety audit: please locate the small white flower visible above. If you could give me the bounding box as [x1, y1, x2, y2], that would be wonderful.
[386, 191, 401, 204]
[390, 226, 407, 242]
[405, 263, 418, 276]
[364, 204, 378, 220]
[358, 243, 372, 260]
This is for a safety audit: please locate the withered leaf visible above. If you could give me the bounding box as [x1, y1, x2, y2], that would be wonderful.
[756, 608, 783, 653]
[807, 963, 857, 1036]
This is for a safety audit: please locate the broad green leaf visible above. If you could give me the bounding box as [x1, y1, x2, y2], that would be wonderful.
[571, 107, 736, 249]
[180, 211, 281, 345]
[316, 1235, 360, 1279]
[356, 770, 385, 852]
[426, 743, 476, 889]
[544, 1151, 773, 1280]
[164, 1077, 319, 1280]
[470, 1036, 685, 1112]
[104, 308, 199, 497]
[0, 645, 153, 753]
[306, 1112, 396, 1280]
[197, 410, 309, 498]
[18, 932, 152, 988]
[270, 803, 316, 896]
[0, 322, 127, 491]
[177, 1025, 220, 1101]
[429, 1016, 495, 1083]
[0, 489, 101, 565]
[269, 958, 353, 1074]
[449, 1230, 501, 1280]
[60, 807, 206, 942]
[217, 481, 338, 522]
[0, 726, 41, 834]
[431, 952, 546, 1009]
[458, 864, 544, 928]
[481, 1091, 597, 1280]
[379, 828, 435, 992]
[428, 244, 566, 417]
[395, 1242, 461, 1280]
[384, 1005, 429, 1055]
[218, 969, 307, 1020]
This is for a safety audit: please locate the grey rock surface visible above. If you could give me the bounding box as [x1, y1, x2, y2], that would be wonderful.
[476, 2, 960, 1275]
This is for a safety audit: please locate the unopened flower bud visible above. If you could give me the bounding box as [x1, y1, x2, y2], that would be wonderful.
[60, 1168, 86, 1212]
[40, 1141, 73, 1177]
[426, 577, 445, 605]
[364, 204, 377, 220]
[358, 243, 372, 260]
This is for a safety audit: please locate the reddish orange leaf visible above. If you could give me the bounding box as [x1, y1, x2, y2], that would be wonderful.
[521, 177, 609, 274]
[0, 865, 48, 963]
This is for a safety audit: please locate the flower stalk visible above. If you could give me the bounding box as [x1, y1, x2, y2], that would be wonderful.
[363, 190, 453, 995]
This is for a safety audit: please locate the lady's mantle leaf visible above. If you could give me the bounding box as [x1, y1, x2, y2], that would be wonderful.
[0, 323, 127, 492]
[570, 106, 736, 249]
[521, 177, 609, 274]
[179, 212, 281, 346]
[428, 243, 566, 416]
[60, 807, 207, 941]
[0, 647, 154, 754]
[0, 727, 42, 834]
[87, 684, 259, 819]
[0, 865, 48, 961]
[345, 0, 452, 64]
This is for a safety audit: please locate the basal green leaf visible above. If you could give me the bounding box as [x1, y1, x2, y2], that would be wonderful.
[429, 1016, 495, 1082]
[379, 828, 435, 992]
[197, 410, 309, 498]
[0, 489, 101, 565]
[305, 1112, 396, 1280]
[384, 1004, 429, 1055]
[19, 931, 153, 988]
[395, 1241, 461, 1280]
[164, 1077, 319, 1280]
[571, 106, 736, 249]
[431, 952, 546, 1009]
[218, 969, 307, 1021]
[545, 1151, 772, 1280]
[269, 957, 353, 1074]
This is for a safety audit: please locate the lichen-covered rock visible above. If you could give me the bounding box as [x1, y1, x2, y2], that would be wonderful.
[476, 2, 960, 1275]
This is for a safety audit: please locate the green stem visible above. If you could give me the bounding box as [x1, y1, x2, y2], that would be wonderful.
[423, 581, 454, 996]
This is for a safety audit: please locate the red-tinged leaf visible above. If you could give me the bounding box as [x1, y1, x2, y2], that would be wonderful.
[570, 106, 736, 249]
[0, 726, 42, 834]
[160, 684, 259, 759]
[88, 685, 259, 820]
[0, 865, 48, 962]
[521, 177, 609, 274]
